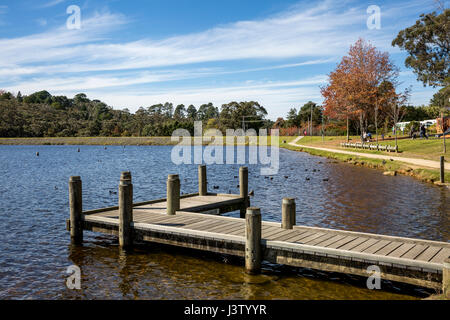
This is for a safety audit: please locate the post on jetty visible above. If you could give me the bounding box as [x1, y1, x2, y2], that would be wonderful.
[444, 258, 450, 299]
[198, 165, 207, 196]
[69, 176, 83, 245]
[440, 156, 445, 183]
[239, 166, 249, 218]
[282, 198, 296, 229]
[167, 174, 180, 215]
[245, 207, 262, 274]
[119, 171, 133, 248]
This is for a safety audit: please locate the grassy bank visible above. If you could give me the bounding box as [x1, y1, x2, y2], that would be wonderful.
[298, 135, 448, 161]
[280, 138, 450, 185]
[0, 136, 283, 146]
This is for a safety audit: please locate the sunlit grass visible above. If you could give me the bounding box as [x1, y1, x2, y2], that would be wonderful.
[295, 135, 448, 161]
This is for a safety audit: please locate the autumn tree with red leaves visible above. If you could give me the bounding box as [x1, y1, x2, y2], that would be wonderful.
[321, 39, 406, 142]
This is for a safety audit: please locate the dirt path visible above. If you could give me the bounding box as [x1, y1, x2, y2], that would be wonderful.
[288, 136, 448, 171]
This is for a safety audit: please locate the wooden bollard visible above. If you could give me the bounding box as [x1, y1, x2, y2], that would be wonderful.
[444, 258, 450, 299]
[282, 198, 296, 229]
[440, 156, 445, 183]
[245, 207, 262, 274]
[69, 176, 83, 244]
[167, 174, 180, 215]
[198, 165, 207, 196]
[239, 167, 249, 218]
[119, 175, 133, 248]
[120, 171, 133, 201]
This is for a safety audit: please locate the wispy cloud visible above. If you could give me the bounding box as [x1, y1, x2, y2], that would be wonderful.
[0, 1, 392, 72]
[40, 0, 66, 8]
[35, 18, 48, 26]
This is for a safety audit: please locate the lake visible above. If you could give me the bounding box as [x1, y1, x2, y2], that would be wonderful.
[0, 145, 448, 299]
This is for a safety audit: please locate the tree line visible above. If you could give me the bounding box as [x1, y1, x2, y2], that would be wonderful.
[0, 90, 273, 137]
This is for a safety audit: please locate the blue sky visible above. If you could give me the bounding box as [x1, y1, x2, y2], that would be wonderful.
[0, 0, 445, 120]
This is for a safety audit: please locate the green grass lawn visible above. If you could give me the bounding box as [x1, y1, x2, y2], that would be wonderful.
[295, 135, 448, 161]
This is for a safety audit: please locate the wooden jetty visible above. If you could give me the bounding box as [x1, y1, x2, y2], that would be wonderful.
[67, 165, 450, 294]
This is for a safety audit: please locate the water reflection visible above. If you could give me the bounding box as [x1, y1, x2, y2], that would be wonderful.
[62, 240, 422, 300]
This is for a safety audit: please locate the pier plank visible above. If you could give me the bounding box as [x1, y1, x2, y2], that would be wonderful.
[387, 243, 416, 258]
[314, 234, 346, 247]
[336, 237, 368, 251]
[327, 236, 358, 249]
[401, 244, 429, 260]
[270, 230, 300, 242]
[415, 246, 442, 262]
[281, 230, 312, 242]
[296, 232, 326, 244]
[374, 241, 403, 256]
[362, 240, 391, 254]
[351, 238, 379, 252]
[290, 231, 318, 243]
[429, 247, 450, 263]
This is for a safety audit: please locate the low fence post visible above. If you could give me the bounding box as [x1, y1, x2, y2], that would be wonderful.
[245, 207, 262, 275]
[440, 156, 445, 183]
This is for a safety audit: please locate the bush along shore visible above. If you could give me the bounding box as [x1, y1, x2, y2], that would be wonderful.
[280, 140, 450, 188]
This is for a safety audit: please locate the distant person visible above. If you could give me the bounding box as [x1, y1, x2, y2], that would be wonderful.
[409, 127, 414, 139]
[303, 129, 307, 136]
[367, 132, 372, 141]
[420, 124, 428, 139]
[381, 133, 384, 140]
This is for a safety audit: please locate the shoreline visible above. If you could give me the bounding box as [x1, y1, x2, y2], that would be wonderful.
[280, 140, 450, 188]
[1, 136, 449, 187]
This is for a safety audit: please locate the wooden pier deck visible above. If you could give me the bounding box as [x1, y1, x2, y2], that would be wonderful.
[67, 166, 450, 293]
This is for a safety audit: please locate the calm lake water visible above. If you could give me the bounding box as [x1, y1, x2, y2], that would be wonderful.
[0, 145, 448, 300]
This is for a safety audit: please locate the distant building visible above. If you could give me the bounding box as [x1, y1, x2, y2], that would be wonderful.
[394, 119, 437, 131]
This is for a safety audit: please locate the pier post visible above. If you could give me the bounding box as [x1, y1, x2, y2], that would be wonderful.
[282, 198, 296, 229]
[440, 156, 445, 183]
[444, 258, 450, 299]
[167, 174, 180, 215]
[239, 166, 249, 218]
[245, 207, 262, 274]
[69, 176, 83, 245]
[119, 173, 133, 248]
[198, 165, 207, 196]
[120, 171, 133, 202]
